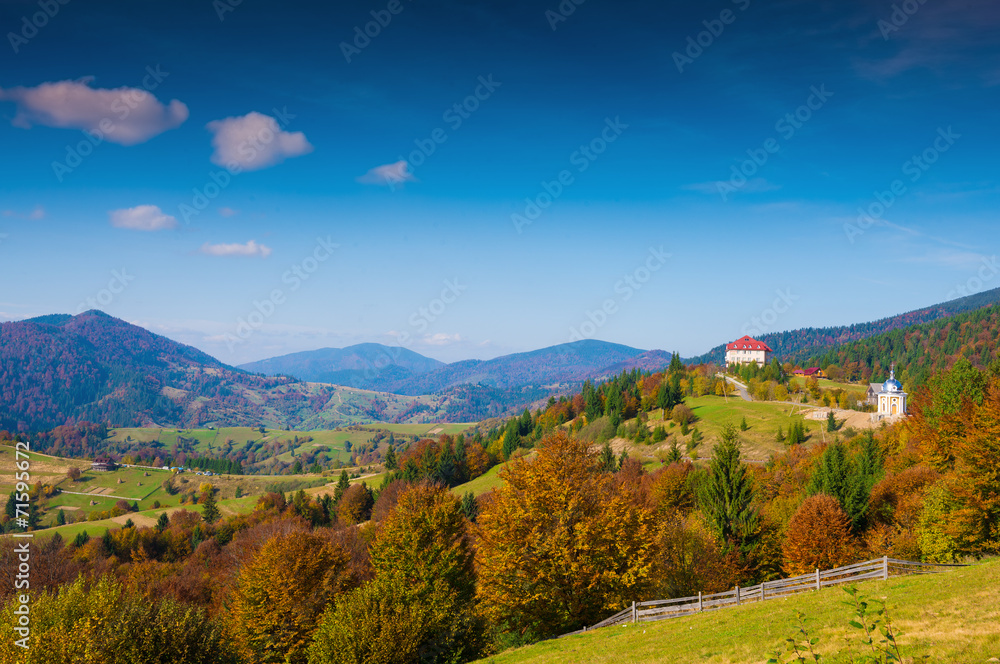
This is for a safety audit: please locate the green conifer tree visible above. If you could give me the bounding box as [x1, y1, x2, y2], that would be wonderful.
[701, 424, 759, 553]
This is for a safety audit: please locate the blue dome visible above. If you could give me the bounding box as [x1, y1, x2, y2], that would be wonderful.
[883, 378, 902, 392]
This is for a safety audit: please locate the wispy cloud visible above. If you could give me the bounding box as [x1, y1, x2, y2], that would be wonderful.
[199, 240, 272, 258]
[1, 205, 44, 220]
[109, 205, 178, 231]
[206, 112, 312, 171]
[0, 79, 188, 145]
[683, 178, 780, 195]
[898, 248, 990, 270]
[357, 160, 416, 187]
[218, 207, 239, 217]
[421, 332, 463, 346]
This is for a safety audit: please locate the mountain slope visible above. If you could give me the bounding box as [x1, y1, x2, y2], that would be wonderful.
[802, 301, 1000, 387]
[393, 340, 650, 395]
[687, 286, 1000, 365]
[239, 343, 445, 391]
[0, 312, 447, 432]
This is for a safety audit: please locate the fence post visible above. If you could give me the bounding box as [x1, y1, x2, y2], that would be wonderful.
[816, 568, 820, 591]
[761, 581, 766, 601]
[883, 555, 889, 580]
[735, 586, 740, 606]
[698, 592, 703, 612]
[632, 601, 636, 624]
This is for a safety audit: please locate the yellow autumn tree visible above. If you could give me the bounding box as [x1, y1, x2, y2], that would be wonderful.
[947, 379, 1000, 555]
[476, 431, 655, 639]
[228, 531, 355, 664]
[310, 484, 485, 664]
[0, 575, 236, 664]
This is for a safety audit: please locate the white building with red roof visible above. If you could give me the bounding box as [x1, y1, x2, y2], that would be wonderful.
[725, 335, 773, 368]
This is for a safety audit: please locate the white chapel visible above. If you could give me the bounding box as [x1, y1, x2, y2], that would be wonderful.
[876, 366, 907, 417]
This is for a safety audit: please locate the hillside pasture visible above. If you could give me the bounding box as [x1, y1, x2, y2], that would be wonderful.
[480, 558, 1000, 664]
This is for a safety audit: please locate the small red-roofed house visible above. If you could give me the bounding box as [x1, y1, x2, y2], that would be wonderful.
[725, 335, 773, 368]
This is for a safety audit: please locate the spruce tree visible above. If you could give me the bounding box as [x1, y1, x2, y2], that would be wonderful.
[55, 509, 66, 526]
[460, 491, 479, 522]
[669, 352, 684, 374]
[826, 411, 838, 432]
[201, 488, 221, 524]
[383, 444, 397, 470]
[598, 442, 617, 473]
[334, 470, 350, 503]
[701, 424, 759, 553]
[156, 512, 170, 532]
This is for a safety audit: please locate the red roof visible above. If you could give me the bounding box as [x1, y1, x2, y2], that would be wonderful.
[726, 335, 773, 352]
[794, 367, 822, 376]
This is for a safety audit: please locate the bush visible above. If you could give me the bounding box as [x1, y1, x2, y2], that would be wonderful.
[307, 576, 432, 664]
[0, 576, 236, 663]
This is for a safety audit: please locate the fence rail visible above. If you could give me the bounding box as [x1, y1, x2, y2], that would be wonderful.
[559, 557, 963, 638]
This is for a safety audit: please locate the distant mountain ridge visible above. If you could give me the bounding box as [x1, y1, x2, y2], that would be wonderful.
[0, 312, 673, 432]
[687, 286, 1000, 366]
[241, 340, 660, 395]
[0, 312, 449, 432]
[240, 343, 446, 391]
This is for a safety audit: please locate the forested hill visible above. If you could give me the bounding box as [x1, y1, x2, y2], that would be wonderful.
[687, 286, 1000, 366]
[794, 302, 1000, 388]
[0, 311, 444, 432]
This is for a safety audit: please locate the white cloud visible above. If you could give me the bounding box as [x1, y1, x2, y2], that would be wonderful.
[206, 112, 312, 171]
[422, 333, 463, 346]
[357, 160, 416, 186]
[199, 240, 272, 258]
[218, 206, 239, 217]
[0, 79, 188, 146]
[109, 205, 178, 231]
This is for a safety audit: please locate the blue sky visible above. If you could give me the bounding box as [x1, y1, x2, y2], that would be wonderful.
[1, 0, 998, 364]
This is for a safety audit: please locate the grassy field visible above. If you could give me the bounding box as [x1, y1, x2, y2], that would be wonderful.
[790, 376, 869, 394]
[680, 395, 825, 460]
[452, 463, 507, 497]
[107, 422, 478, 468]
[479, 559, 1000, 664]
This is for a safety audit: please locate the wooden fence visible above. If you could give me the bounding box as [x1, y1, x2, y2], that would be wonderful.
[560, 557, 964, 638]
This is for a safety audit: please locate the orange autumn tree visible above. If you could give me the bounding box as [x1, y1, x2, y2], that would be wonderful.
[228, 531, 355, 664]
[782, 494, 856, 575]
[476, 431, 655, 640]
[948, 377, 1000, 555]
